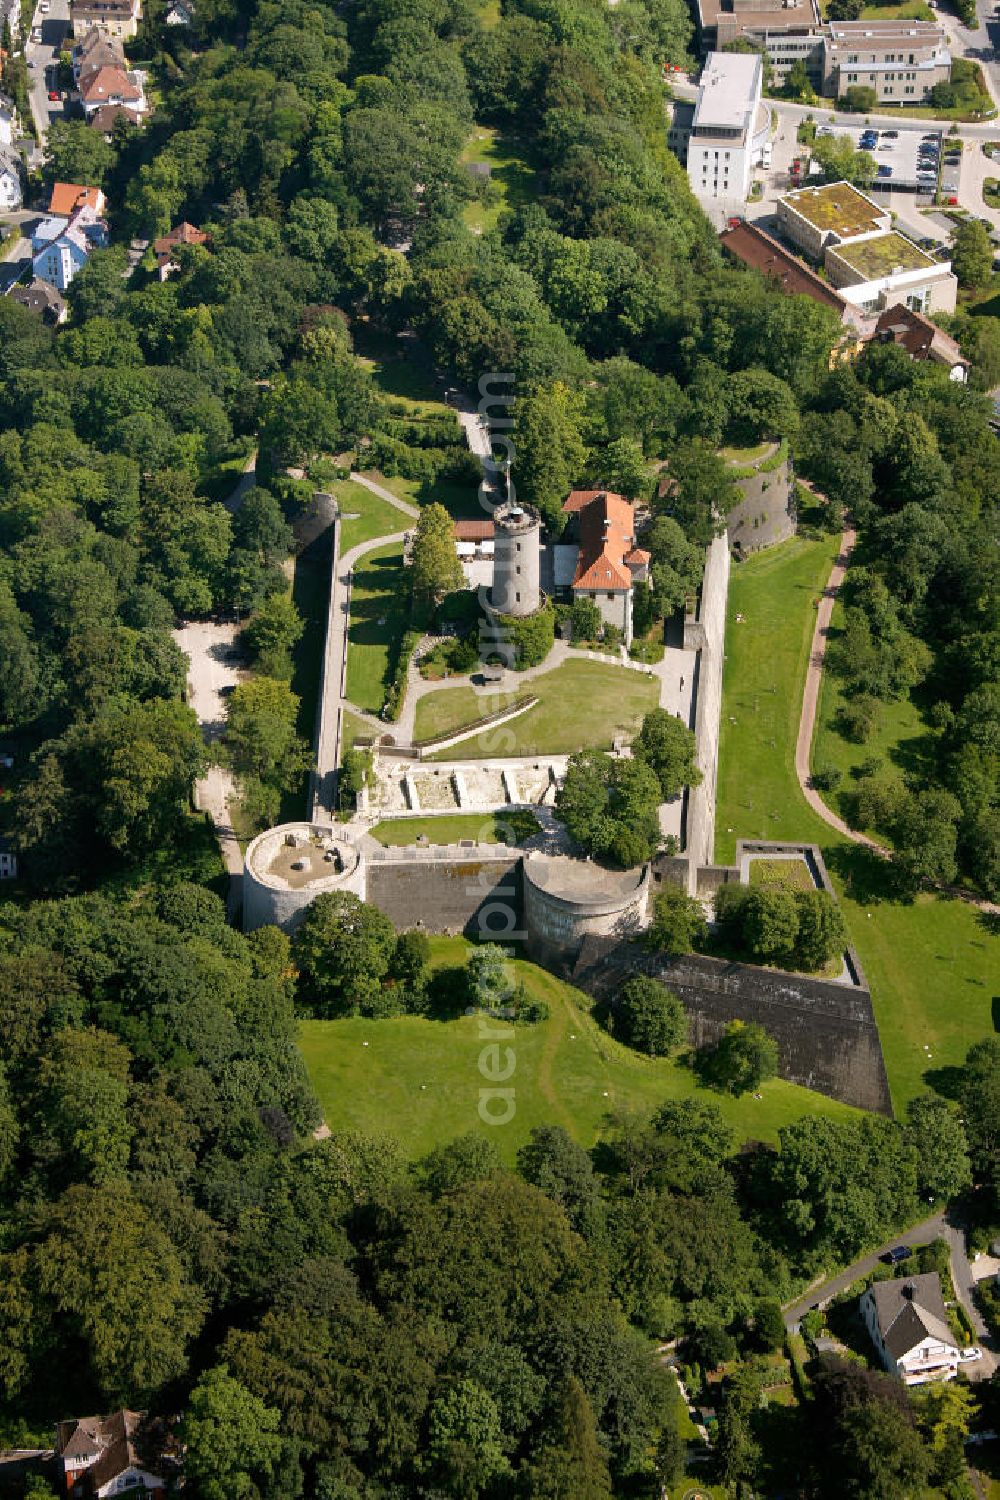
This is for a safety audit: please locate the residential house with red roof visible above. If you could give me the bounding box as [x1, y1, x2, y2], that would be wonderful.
[561, 489, 649, 647]
[153, 220, 208, 279]
[48, 181, 106, 217]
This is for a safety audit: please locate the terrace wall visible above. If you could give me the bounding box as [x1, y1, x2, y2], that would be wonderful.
[572, 935, 892, 1114]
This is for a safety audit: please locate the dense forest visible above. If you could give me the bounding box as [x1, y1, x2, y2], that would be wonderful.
[1, 0, 996, 893]
[0, 0, 998, 1491]
[0, 882, 996, 1495]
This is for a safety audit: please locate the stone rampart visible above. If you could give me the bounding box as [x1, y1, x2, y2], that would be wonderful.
[726, 454, 795, 556]
[367, 849, 522, 938]
[523, 855, 651, 972]
[684, 534, 729, 879]
[571, 936, 892, 1114]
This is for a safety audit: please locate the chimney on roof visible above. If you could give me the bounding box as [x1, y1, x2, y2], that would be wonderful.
[901, 1282, 916, 1299]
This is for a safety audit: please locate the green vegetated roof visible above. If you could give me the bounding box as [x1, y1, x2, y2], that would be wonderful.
[785, 181, 883, 235]
[833, 231, 934, 279]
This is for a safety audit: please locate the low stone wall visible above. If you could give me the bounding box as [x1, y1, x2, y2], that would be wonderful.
[572, 936, 892, 1115]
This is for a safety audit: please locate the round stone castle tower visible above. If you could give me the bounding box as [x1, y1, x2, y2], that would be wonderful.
[490, 501, 541, 618]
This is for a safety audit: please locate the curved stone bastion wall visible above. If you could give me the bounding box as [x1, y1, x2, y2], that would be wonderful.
[522, 854, 651, 972]
[244, 824, 653, 968]
[243, 822, 362, 932]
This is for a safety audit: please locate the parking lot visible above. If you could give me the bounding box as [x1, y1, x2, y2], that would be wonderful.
[819, 122, 960, 195]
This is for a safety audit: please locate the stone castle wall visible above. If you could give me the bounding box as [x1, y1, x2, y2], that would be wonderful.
[726, 455, 795, 556]
[522, 859, 651, 973]
[367, 851, 522, 939]
[572, 936, 892, 1114]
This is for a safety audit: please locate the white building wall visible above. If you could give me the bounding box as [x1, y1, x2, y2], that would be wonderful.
[574, 587, 632, 645]
[0, 168, 20, 209]
[833, 264, 957, 315]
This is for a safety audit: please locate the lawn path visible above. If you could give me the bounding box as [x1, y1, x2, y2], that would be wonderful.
[349, 471, 421, 519]
[795, 523, 888, 854]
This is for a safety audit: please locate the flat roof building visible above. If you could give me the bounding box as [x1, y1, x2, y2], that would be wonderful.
[822, 19, 950, 104]
[778, 180, 889, 257]
[675, 51, 770, 213]
[693, 0, 820, 52]
[777, 181, 957, 316]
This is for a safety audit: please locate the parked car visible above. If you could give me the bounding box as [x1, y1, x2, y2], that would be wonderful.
[47, 88, 58, 100]
[960, 1347, 983, 1362]
[922, 131, 940, 140]
[877, 164, 893, 177]
[883, 129, 899, 139]
[0, 754, 13, 771]
[882, 1245, 913, 1265]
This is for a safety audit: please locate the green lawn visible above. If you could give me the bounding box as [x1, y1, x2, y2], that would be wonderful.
[715, 537, 1000, 1115]
[716, 535, 840, 865]
[298, 937, 862, 1163]
[423, 659, 660, 759]
[337, 479, 409, 553]
[811, 596, 938, 839]
[718, 441, 774, 464]
[414, 684, 516, 742]
[353, 328, 482, 518]
[460, 126, 537, 235]
[341, 709, 375, 755]
[360, 468, 483, 522]
[345, 545, 409, 714]
[370, 811, 540, 846]
[354, 328, 454, 418]
[748, 858, 816, 892]
[860, 0, 933, 17]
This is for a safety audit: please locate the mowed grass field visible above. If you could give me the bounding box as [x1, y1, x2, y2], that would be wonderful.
[414, 684, 518, 742]
[715, 537, 1000, 1112]
[422, 658, 660, 758]
[298, 937, 862, 1163]
[345, 544, 408, 713]
[353, 328, 482, 519]
[460, 126, 537, 235]
[337, 479, 409, 553]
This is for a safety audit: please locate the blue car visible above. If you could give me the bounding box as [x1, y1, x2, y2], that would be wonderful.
[877, 164, 893, 178]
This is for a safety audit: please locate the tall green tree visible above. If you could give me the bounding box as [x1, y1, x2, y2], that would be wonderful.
[513, 382, 587, 531]
[409, 501, 464, 607]
[182, 1365, 282, 1500]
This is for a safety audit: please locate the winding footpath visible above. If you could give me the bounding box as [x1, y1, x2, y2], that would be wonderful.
[311, 472, 420, 820]
[794, 523, 889, 854]
[794, 523, 1000, 914]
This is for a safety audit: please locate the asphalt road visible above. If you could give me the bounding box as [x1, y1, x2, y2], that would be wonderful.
[784, 1209, 998, 1382]
[24, 0, 71, 150]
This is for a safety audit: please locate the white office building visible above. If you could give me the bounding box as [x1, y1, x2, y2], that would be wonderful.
[675, 52, 770, 212]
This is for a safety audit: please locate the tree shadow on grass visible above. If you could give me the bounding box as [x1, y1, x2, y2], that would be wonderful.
[923, 1063, 967, 1100]
[822, 842, 910, 907]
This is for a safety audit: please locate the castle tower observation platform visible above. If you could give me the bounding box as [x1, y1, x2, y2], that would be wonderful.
[490, 501, 541, 618]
